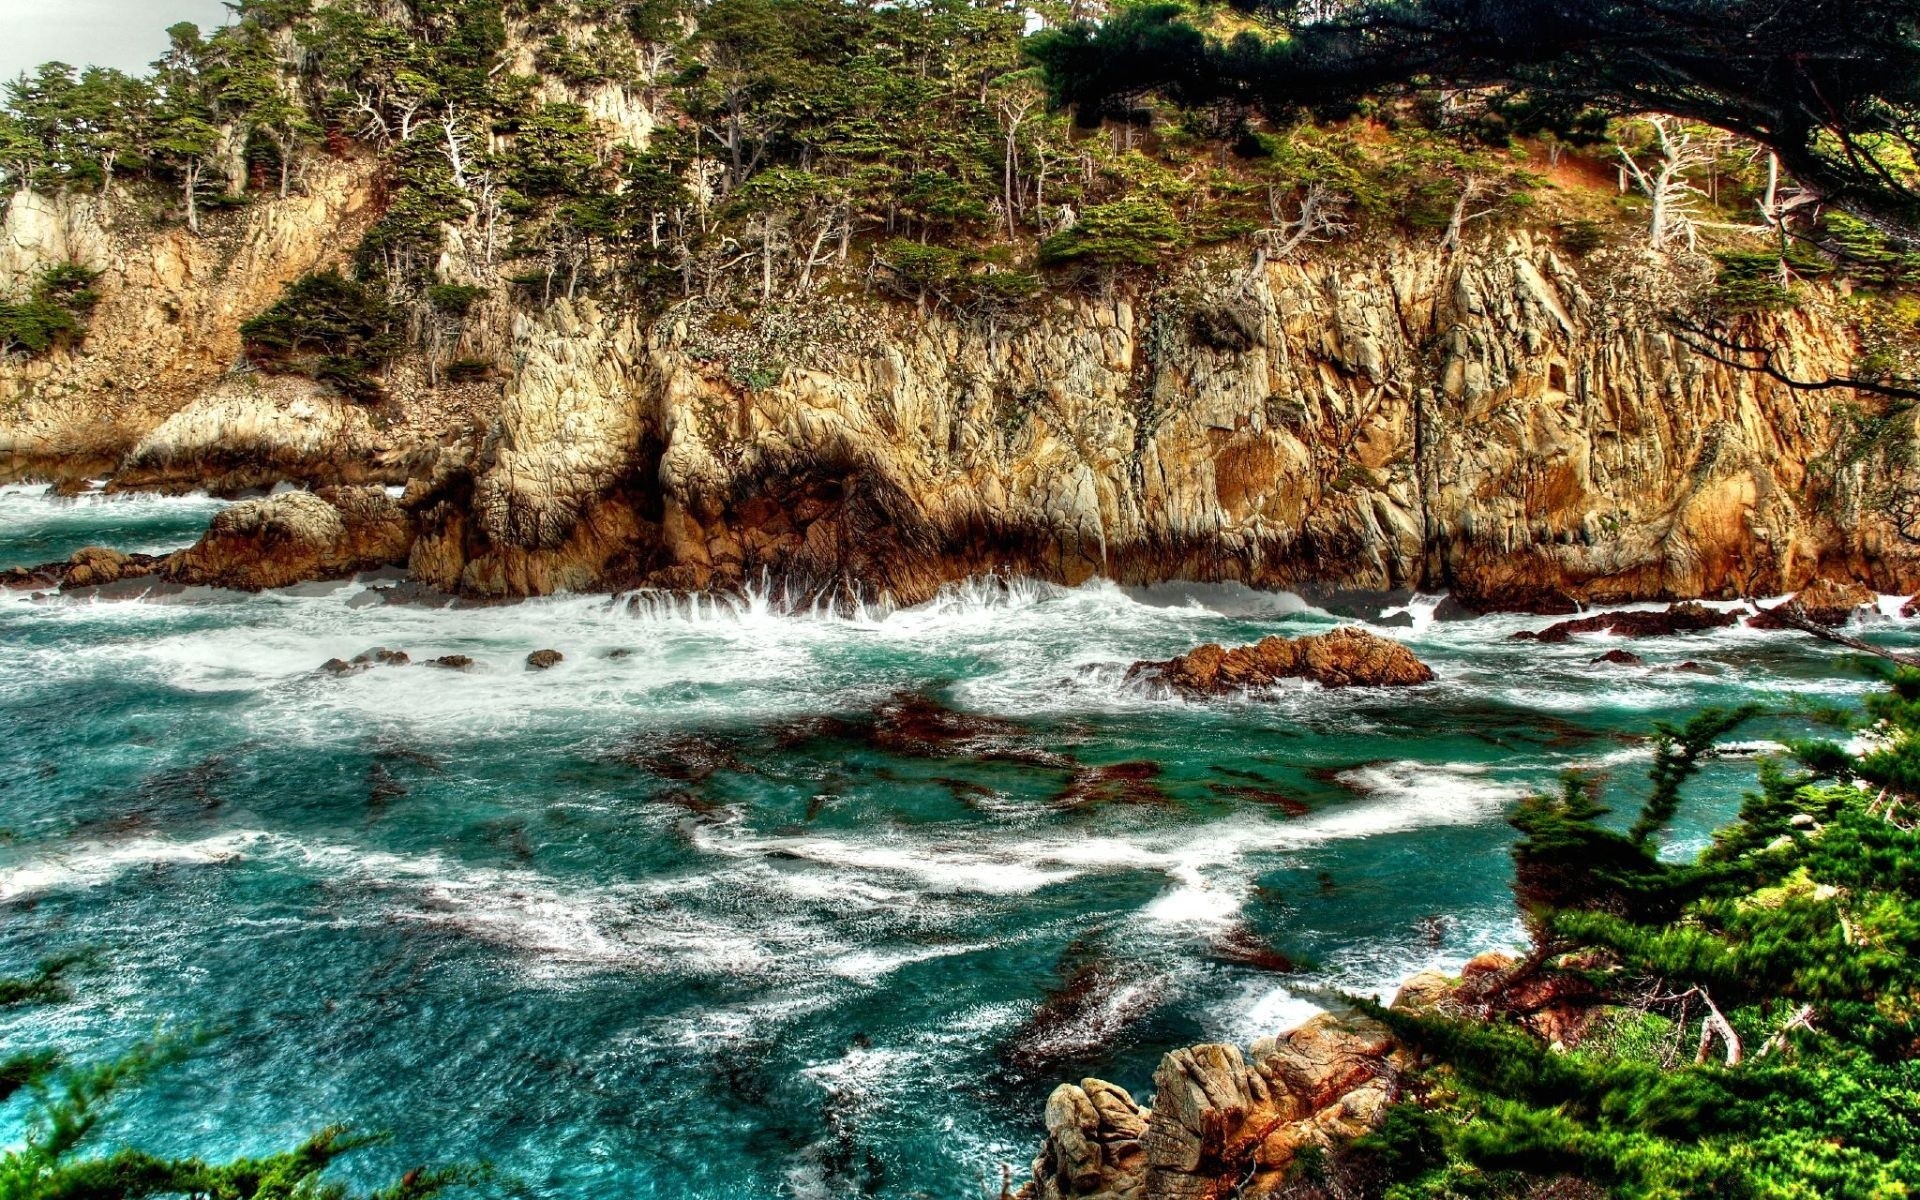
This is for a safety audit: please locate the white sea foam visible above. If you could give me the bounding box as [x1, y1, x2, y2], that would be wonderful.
[0, 830, 259, 902]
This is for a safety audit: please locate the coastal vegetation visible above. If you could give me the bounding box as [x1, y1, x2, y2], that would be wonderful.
[1336, 665, 1920, 1197]
[2, 0, 1920, 1195]
[0, 0, 1912, 406]
[0, 957, 477, 1200]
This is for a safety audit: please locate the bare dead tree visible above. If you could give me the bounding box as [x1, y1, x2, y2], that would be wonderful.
[997, 89, 1038, 240]
[439, 106, 474, 190]
[352, 93, 392, 144]
[1666, 315, 1920, 405]
[1751, 599, 1920, 668]
[1442, 174, 1499, 253]
[1262, 182, 1352, 261]
[1618, 116, 1718, 252]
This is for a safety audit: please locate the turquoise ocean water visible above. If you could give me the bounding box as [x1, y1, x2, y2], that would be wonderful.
[1, 482, 1913, 1198]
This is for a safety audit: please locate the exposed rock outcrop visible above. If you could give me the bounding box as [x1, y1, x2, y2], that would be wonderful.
[1748, 577, 1879, 628]
[163, 486, 414, 591]
[1515, 600, 1741, 642]
[1129, 627, 1436, 695]
[9, 191, 1920, 607]
[1022, 1015, 1405, 1200]
[0, 160, 394, 482]
[1, 546, 167, 591]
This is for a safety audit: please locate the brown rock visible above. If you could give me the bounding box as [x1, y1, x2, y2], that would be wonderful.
[429, 654, 475, 670]
[163, 486, 415, 591]
[1025, 1016, 1405, 1200]
[1749, 577, 1878, 628]
[526, 649, 564, 670]
[63, 546, 132, 588]
[1523, 601, 1738, 643]
[1129, 627, 1435, 696]
[1591, 648, 1643, 665]
[1904, 595, 1919, 619]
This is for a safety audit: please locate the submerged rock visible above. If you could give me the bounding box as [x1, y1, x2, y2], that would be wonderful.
[428, 654, 475, 670]
[526, 649, 564, 670]
[1748, 577, 1879, 628]
[1054, 761, 1167, 808]
[163, 486, 414, 591]
[1129, 627, 1435, 695]
[1515, 601, 1738, 642]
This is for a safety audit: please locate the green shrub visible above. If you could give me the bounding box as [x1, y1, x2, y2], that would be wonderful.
[1556, 219, 1607, 256]
[1712, 249, 1795, 313]
[240, 269, 403, 401]
[0, 264, 102, 357]
[878, 239, 1040, 308]
[1038, 198, 1185, 267]
[426, 283, 489, 316]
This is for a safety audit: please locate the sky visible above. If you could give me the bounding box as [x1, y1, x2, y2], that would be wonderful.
[0, 0, 234, 85]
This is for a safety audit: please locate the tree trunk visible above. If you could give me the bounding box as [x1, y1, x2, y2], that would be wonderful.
[184, 160, 201, 235]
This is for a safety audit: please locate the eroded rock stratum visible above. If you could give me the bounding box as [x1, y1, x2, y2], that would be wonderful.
[3, 179, 1916, 609]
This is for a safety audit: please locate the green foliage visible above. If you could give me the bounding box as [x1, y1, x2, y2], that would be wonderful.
[877, 239, 1038, 308]
[1557, 218, 1607, 256]
[1038, 198, 1184, 267]
[1712, 250, 1796, 313]
[425, 283, 488, 316]
[0, 952, 481, 1200]
[1364, 671, 1920, 1197]
[0, 264, 102, 358]
[1824, 212, 1920, 289]
[241, 270, 403, 400]
[1029, 0, 1920, 237]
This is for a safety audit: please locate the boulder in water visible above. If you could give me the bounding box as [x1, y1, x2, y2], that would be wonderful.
[1591, 649, 1644, 665]
[428, 654, 475, 670]
[1904, 594, 1919, 619]
[1748, 577, 1878, 628]
[163, 486, 415, 592]
[1515, 601, 1738, 643]
[526, 649, 564, 670]
[1129, 627, 1435, 695]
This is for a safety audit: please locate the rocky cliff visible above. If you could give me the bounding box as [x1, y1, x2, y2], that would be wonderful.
[4, 181, 1916, 607]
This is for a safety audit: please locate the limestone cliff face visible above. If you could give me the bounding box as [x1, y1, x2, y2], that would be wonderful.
[6, 190, 1916, 605]
[0, 157, 385, 479]
[407, 237, 1920, 605]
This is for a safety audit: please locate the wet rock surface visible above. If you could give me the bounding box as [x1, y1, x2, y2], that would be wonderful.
[1514, 600, 1740, 642]
[525, 649, 564, 670]
[163, 486, 414, 591]
[1748, 577, 1879, 628]
[1129, 627, 1436, 696]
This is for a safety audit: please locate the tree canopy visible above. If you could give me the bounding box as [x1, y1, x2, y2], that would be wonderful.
[1030, 0, 1920, 237]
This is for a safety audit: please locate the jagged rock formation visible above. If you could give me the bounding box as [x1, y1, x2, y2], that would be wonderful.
[1747, 576, 1880, 627]
[163, 486, 414, 591]
[6, 176, 1919, 607]
[1022, 1015, 1405, 1199]
[1, 546, 167, 592]
[1129, 627, 1436, 694]
[1514, 600, 1742, 642]
[0, 160, 406, 481]
[395, 246, 1920, 607]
